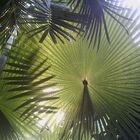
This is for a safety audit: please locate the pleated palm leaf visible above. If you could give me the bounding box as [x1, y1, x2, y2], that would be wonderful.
[0, 0, 140, 140]
[37, 9, 140, 140]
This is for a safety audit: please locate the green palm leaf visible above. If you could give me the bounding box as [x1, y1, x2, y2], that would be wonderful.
[19, 0, 83, 44]
[0, 32, 59, 139]
[39, 10, 140, 139]
[0, 110, 19, 140]
[0, 0, 16, 48]
[0, 1, 140, 140]
[67, 0, 131, 49]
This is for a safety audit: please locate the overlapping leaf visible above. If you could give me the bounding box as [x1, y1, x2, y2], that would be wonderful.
[58, 80, 95, 140]
[67, 0, 131, 49]
[0, 0, 16, 48]
[0, 32, 59, 139]
[42, 9, 140, 140]
[19, 0, 83, 44]
[0, 1, 140, 140]
[0, 110, 19, 140]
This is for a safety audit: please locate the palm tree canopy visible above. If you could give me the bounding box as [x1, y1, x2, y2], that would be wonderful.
[0, 0, 140, 140]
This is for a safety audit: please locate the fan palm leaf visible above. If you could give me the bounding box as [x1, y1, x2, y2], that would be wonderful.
[0, 1, 140, 140]
[36, 9, 140, 140]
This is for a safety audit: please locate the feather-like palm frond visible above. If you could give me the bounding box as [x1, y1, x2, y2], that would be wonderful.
[2, 32, 59, 116]
[67, 0, 131, 49]
[0, 0, 29, 49]
[0, 0, 17, 48]
[18, 0, 83, 44]
[0, 32, 59, 139]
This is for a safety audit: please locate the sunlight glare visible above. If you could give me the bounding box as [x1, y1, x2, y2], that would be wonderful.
[55, 110, 64, 125]
[43, 86, 63, 93]
[124, 0, 140, 8]
[37, 119, 46, 128]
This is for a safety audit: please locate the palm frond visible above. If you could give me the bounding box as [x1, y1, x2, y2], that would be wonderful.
[0, 0, 16, 48]
[0, 1, 140, 140]
[2, 33, 59, 115]
[42, 10, 140, 139]
[58, 79, 95, 140]
[0, 110, 19, 140]
[18, 0, 83, 44]
[67, 0, 131, 49]
[0, 32, 60, 139]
